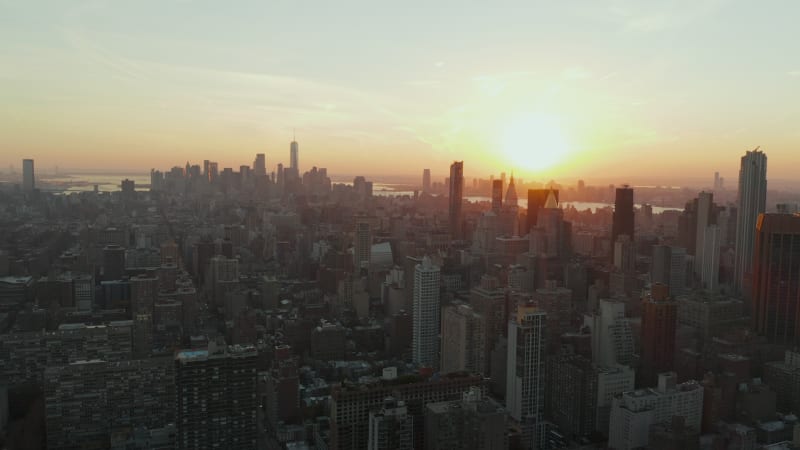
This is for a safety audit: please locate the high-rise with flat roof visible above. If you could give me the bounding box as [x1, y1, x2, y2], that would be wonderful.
[449, 161, 464, 239]
[175, 341, 258, 450]
[368, 397, 414, 450]
[440, 302, 486, 375]
[734, 148, 767, 294]
[424, 387, 507, 450]
[612, 186, 634, 245]
[422, 168, 431, 193]
[506, 304, 547, 448]
[640, 284, 677, 385]
[412, 257, 440, 368]
[22, 158, 34, 191]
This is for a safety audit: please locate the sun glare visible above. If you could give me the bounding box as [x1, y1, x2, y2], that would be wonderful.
[501, 114, 571, 173]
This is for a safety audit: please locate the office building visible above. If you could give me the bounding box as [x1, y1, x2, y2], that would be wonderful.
[354, 216, 373, 272]
[546, 352, 598, 439]
[613, 234, 636, 273]
[440, 302, 486, 375]
[753, 213, 800, 343]
[103, 244, 126, 281]
[640, 284, 677, 386]
[676, 292, 745, 337]
[651, 245, 687, 295]
[368, 397, 414, 450]
[422, 168, 431, 193]
[22, 158, 34, 191]
[503, 175, 518, 208]
[506, 304, 547, 448]
[527, 189, 559, 235]
[700, 224, 721, 291]
[694, 191, 715, 277]
[734, 148, 767, 293]
[449, 161, 464, 239]
[612, 186, 634, 245]
[130, 274, 158, 316]
[253, 153, 266, 177]
[491, 179, 503, 212]
[264, 344, 300, 430]
[290, 139, 299, 174]
[412, 257, 441, 368]
[469, 275, 507, 374]
[608, 372, 703, 450]
[763, 350, 800, 416]
[424, 387, 506, 450]
[175, 341, 258, 450]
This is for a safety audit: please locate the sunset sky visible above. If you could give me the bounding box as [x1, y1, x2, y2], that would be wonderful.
[2, 0, 800, 184]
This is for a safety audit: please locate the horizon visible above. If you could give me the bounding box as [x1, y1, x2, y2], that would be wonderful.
[3, 1, 800, 182]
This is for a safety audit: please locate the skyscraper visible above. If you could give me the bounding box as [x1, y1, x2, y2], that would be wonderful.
[651, 245, 687, 295]
[440, 302, 486, 375]
[491, 179, 503, 212]
[694, 191, 716, 278]
[526, 189, 559, 235]
[412, 257, 441, 368]
[640, 283, 677, 386]
[290, 139, 299, 174]
[354, 216, 373, 272]
[422, 169, 431, 193]
[752, 213, 800, 343]
[449, 161, 464, 239]
[253, 153, 266, 177]
[611, 186, 634, 245]
[22, 158, 34, 191]
[734, 148, 767, 294]
[503, 175, 518, 208]
[506, 304, 547, 448]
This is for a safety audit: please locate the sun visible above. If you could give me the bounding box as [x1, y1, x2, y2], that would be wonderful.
[501, 114, 571, 172]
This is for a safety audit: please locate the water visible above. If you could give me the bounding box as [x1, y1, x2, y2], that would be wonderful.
[40, 174, 151, 192]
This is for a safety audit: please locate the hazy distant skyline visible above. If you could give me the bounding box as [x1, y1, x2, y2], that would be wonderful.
[2, 1, 800, 182]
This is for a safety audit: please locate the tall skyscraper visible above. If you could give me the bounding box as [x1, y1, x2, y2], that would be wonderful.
[700, 224, 721, 292]
[175, 341, 258, 450]
[422, 169, 431, 193]
[734, 148, 767, 294]
[491, 179, 503, 212]
[290, 139, 299, 174]
[22, 158, 34, 191]
[448, 161, 464, 239]
[611, 186, 634, 245]
[506, 304, 547, 448]
[527, 189, 559, 234]
[640, 283, 677, 386]
[253, 153, 266, 177]
[694, 191, 716, 278]
[354, 216, 373, 272]
[752, 213, 800, 343]
[503, 175, 518, 207]
[412, 257, 441, 368]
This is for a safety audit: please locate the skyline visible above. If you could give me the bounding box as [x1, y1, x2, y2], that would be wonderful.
[3, 1, 800, 182]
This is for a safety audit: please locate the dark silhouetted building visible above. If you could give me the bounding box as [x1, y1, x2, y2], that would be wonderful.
[612, 186, 634, 245]
[491, 179, 503, 212]
[734, 148, 767, 294]
[752, 213, 800, 343]
[449, 161, 464, 239]
[640, 283, 677, 386]
[22, 158, 35, 191]
[527, 189, 559, 235]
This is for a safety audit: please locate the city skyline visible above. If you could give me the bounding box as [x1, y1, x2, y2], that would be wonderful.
[3, 1, 800, 182]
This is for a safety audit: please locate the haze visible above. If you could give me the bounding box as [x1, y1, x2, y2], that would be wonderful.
[2, 0, 800, 183]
